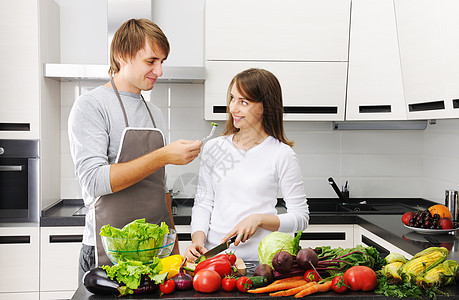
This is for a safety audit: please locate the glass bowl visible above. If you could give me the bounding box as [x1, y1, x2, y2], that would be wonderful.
[101, 228, 176, 265]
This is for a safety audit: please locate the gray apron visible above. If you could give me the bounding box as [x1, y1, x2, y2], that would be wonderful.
[94, 79, 172, 266]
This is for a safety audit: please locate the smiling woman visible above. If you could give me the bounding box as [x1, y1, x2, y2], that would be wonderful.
[185, 68, 310, 263]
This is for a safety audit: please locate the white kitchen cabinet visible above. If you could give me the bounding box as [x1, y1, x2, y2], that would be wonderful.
[299, 224, 354, 249]
[354, 225, 412, 259]
[205, 61, 348, 121]
[40, 226, 84, 299]
[0, 0, 40, 139]
[394, 0, 450, 120]
[346, 0, 406, 121]
[0, 226, 39, 297]
[439, 0, 459, 118]
[175, 225, 192, 257]
[206, 0, 350, 61]
[204, 0, 350, 121]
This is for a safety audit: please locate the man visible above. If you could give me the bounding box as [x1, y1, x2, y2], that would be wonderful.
[68, 18, 202, 284]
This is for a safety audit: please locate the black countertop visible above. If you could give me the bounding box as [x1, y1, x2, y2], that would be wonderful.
[42, 198, 459, 299]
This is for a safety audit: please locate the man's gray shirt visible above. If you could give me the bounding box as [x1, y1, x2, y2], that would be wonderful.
[68, 85, 167, 246]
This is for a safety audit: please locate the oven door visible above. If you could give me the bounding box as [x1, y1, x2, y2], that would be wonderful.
[0, 157, 39, 223]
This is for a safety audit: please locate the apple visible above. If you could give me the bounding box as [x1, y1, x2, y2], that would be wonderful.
[438, 217, 454, 230]
[402, 211, 416, 226]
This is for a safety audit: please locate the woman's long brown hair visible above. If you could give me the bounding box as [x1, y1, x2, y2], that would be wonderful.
[223, 68, 293, 147]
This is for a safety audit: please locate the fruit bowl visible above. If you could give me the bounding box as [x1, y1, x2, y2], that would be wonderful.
[403, 224, 459, 235]
[101, 228, 176, 264]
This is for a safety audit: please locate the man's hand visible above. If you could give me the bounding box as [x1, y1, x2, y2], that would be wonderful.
[163, 140, 202, 165]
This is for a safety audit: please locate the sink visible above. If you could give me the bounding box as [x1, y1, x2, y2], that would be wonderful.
[339, 203, 377, 212]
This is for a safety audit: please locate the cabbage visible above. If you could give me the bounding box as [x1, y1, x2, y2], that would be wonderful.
[258, 231, 302, 267]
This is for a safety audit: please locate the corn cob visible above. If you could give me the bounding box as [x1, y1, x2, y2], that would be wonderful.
[416, 260, 459, 288]
[382, 261, 404, 284]
[398, 247, 448, 283]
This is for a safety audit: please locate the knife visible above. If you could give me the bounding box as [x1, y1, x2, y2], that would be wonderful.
[194, 235, 237, 263]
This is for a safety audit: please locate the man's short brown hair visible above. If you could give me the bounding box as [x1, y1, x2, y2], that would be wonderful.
[109, 18, 170, 77]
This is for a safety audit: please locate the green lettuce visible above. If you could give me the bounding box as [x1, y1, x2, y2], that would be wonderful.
[258, 231, 302, 267]
[100, 219, 169, 263]
[102, 259, 167, 296]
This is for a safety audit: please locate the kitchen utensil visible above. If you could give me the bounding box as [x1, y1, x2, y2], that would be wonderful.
[445, 190, 459, 221]
[202, 122, 218, 142]
[195, 235, 237, 263]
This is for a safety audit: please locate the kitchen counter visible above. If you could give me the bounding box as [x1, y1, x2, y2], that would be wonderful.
[41, 198, 459, 299]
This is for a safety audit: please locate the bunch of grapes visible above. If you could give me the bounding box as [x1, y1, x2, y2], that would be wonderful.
[408, 210, 442, 229]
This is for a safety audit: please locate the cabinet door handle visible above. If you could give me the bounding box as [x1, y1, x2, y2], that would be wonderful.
[49, 235, 83, 243]
[300, 232, 345, 240]
[213, 105, 339, 114]
[0, 165, 24, 171]
[361, 235, 390, 257]
[0, 236, 30, 244]
[359, 105, 391, 113]
[177, 233, 192, 241]
[408, 100, 445, 112]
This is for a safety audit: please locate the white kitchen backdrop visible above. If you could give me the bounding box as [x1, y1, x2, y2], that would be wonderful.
[36, 0, 452, 207]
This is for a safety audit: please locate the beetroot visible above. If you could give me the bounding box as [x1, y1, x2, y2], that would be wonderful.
[253, 264, 274, 284]
[272, 250, 293, 274]
[296, 247, 319, 270]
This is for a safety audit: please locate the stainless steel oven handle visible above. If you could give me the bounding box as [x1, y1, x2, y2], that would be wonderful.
[0, 165, 24, 171]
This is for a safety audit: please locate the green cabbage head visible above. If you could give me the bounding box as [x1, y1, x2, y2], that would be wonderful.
[258, 231, 301, 267]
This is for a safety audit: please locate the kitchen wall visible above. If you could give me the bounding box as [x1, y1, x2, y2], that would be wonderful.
[60, 81, 459, 204]
[57, 0, 459, 205]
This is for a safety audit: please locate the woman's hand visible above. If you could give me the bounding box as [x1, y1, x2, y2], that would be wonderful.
[184, 243, 208, 262]
[221, 214, 263, 246]
[221, 214, 281, 246]
[184, 231, 208, 262]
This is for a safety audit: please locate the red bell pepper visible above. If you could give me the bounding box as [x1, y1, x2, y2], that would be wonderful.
[194, 255, 234, 278]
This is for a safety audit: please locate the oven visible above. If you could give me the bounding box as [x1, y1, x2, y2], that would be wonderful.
[0, 139, 39, 223]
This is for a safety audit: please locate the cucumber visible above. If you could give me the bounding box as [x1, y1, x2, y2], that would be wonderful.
[247, 276, 268, 288]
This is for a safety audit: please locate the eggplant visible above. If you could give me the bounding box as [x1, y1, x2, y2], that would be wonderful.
[83, 267, 122, 296]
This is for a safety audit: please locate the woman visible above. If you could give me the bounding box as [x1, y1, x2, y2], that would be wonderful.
[185, 68, 309, 262]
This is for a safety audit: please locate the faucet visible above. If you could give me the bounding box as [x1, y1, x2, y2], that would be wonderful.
[328, 177, 348, 202]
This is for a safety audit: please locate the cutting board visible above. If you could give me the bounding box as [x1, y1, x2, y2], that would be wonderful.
[186, 257, 246, 276]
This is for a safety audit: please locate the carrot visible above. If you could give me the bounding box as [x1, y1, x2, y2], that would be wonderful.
[269, 282, 317, 297]
[247, 280, 307, 294]
[294, 281, 332, 298]
[271, 276, 305, 285]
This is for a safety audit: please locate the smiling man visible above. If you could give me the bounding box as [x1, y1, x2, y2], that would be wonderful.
[68, 19, 202, 284]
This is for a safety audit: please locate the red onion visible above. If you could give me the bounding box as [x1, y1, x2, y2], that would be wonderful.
[171, 259, 193, 290]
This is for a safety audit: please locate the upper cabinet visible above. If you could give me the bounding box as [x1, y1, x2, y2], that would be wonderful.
[439, 0, 459, 118]
[394, 0, 450, 120]
[204, 0, 351, 121]
[206, 0, 350, 62]
[346, 0, 406, 121]
[0, 1, 40, 139]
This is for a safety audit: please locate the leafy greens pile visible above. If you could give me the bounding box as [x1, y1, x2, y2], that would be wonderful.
[102, 260, 167, 296]
[314, 245, 386, 277]
[100, 219, 169, 263]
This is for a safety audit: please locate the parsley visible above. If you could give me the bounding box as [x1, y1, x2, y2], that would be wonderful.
[375, 273, 447, 300]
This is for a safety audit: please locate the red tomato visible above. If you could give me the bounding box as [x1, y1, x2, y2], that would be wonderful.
[343, 266, 377, 291]
[304, 269, 321, 282]
[227, 252, 237, 265]
[236, 277, 252, 293]
[331, 275, 348, 293]
[159, 279, 175, 294]
[221, 276, 237, 292]
[193, 269, 221, 293]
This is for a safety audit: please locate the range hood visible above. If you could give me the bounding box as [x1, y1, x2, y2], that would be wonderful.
[44, 0, 205, 84]
[43, 64, 205, 83]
